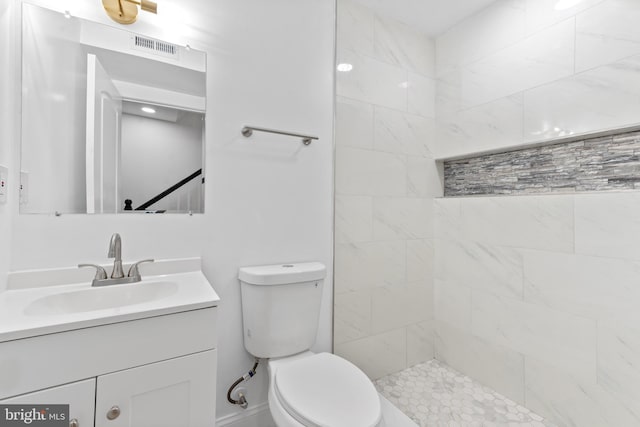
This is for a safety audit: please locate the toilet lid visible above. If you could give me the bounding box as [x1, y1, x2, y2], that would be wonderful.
[274, 353, 381, 427]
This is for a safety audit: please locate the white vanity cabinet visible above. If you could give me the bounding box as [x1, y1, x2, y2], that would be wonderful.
[0, 350, 216, 427]
[0, 265, 220, 427]
[1, 379, 96, 427]
[0, 306, 219, 427]
[95, 350, 216, 427]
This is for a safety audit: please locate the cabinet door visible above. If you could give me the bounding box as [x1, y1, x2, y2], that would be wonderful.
[1, 378, 96, 427]
[95, 350, 216, 427]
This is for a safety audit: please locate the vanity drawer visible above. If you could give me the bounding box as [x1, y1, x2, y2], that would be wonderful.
[0, 307, 217, 400]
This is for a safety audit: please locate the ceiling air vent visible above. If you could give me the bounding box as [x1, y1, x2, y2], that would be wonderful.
[132, 35, 178, 58]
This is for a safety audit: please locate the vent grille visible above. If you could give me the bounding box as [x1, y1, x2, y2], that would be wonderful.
[155, 40, 177, 55]
[133, 35, 178, 58]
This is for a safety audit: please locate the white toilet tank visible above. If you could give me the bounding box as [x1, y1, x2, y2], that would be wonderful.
[239, 262, 326, 358]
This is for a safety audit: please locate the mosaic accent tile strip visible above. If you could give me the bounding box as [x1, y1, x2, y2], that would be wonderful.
[375, 360, 557, 427]
[444, 130, 640, 196]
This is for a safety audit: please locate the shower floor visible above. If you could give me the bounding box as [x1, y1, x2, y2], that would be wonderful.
[374, 360, 557, 427]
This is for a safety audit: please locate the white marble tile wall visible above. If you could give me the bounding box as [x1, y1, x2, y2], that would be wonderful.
[434, 192, 640, 426]
[435, 321, 526, 402]
[524, 54, 640, 142]
[525, 357, 640, 427]
[435, 6, 640, 424]
[438, 94, 524, 154]
[462, 18, 575, 108]
[436, 0, 526, 76]
[574, 190, 640, 260]
[436, 0, 640, 158]
[337, 0, 640, 423]
[524, 0, 606, 35]
[575, 0, 640, 72]
[334, 0, 438, 380]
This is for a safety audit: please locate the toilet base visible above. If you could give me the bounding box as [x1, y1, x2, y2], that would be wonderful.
[266, 352, 417, 427]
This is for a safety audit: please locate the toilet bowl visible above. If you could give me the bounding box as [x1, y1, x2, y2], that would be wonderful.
[267, 352, 382, 427]
[238, 263, 386, 427]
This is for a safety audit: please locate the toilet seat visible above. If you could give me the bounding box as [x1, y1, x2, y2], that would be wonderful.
[274, 352, 382, 427]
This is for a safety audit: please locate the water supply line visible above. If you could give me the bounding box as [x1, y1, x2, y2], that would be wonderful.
[227, 359, 259, 409]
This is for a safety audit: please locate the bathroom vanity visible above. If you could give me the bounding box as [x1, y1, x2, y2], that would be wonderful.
[0, 259, 219, 427]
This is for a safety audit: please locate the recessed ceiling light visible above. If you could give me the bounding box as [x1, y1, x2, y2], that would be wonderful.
[554, 0, 585, 10]
[141, 107, 156, 114]
[336, 63, 353, 72]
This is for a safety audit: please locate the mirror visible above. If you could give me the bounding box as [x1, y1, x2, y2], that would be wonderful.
[20, 4, 206, 214]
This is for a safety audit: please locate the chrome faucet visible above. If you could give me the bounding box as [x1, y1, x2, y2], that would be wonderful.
[79, 233, 154, 286]
[108, 233, 125, 279]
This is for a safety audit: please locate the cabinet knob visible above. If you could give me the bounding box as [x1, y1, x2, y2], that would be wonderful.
[69, 419, 79, 427]
[106, 406, 121, 420]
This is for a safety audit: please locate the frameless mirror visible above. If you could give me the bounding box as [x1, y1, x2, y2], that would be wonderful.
[20, 4, 206, 214]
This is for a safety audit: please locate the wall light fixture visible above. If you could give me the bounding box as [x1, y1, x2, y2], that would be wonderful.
[102, 0, 158, 25]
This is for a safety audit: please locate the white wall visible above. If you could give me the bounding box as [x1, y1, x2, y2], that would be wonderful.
[202, 0, 335, 419]
[333, 0, 439, 380]
[4, 0, 335, 423]
[435, 1, 640, 425]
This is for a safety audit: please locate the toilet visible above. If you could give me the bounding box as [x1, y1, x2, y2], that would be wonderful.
[239, 262, 383, 427]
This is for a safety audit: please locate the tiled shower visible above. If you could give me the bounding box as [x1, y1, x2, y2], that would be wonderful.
[334, 0, 640, 425]
[334, 0, 439, 379]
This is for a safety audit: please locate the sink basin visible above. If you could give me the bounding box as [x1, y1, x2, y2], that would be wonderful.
[24, 281, 179, 316]
[0, 265, 220, 343]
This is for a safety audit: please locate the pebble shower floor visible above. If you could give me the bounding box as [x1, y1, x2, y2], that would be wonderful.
[374, 360, 558, 427]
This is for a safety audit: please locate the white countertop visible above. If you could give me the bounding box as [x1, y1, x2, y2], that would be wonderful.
[0, 270, 220, 343]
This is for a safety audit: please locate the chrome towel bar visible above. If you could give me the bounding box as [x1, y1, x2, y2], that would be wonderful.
[241, 126, 319, 145]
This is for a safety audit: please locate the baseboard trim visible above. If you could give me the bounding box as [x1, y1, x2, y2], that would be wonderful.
[216, 402, 274, 427]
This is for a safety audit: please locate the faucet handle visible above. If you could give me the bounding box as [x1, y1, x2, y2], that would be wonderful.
[127, 259, 154, 281]
[78, 264, 108, 280]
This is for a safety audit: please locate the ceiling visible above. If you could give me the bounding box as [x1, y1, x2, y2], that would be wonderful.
[351, 0, 500, 36]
